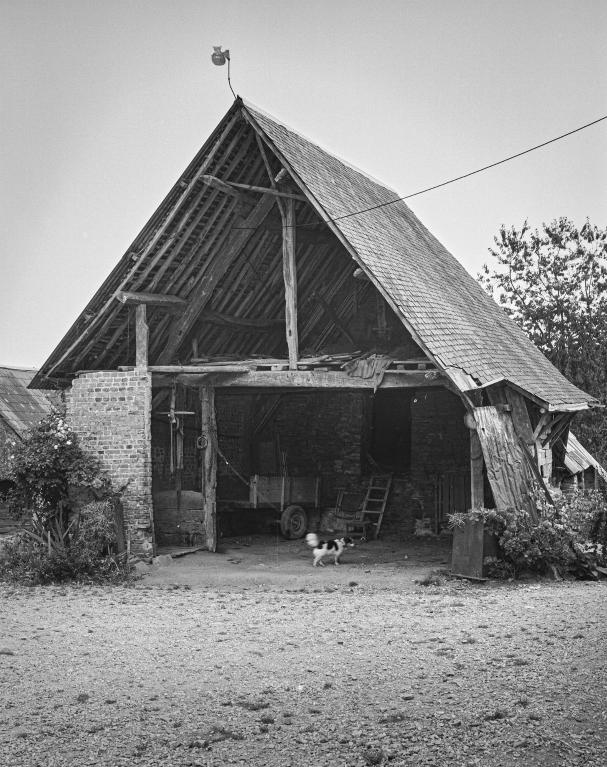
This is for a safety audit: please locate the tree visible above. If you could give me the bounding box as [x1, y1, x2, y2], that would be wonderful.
[479, 217, 607, 463]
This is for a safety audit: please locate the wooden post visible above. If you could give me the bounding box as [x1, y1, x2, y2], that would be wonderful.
[200, 386, 217, 553]
[135, 303, 148, 369]
[470, 427, 484, 509]
[281, 197, 299, 369]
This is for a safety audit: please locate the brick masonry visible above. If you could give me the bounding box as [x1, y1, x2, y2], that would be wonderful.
[65, 370, 154, 557]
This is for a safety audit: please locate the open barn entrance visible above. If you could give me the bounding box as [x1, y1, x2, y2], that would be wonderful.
[150, 379, 474, 552]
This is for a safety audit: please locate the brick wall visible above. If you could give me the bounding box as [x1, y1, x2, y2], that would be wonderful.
[66, 370, 153, 557]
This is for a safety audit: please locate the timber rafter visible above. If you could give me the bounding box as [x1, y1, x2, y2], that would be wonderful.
[35, 103, 431, 385]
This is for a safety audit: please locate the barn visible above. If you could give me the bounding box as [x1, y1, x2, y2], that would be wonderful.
[30, 98, 598, 558]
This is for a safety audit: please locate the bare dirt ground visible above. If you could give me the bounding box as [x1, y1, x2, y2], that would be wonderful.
[1, 535, 606, 767]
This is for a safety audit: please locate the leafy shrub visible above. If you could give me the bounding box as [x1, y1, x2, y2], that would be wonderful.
[4, 405, 111, 519]
[449, 490, 607, 579]
[0, 500, 129, 585]
[0, 406, 130, 585]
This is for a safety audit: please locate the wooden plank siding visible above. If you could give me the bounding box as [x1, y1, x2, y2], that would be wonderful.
[473, 406, 539, 521]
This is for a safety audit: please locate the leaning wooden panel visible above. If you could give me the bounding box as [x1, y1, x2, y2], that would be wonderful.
[473, 406, 538, 518]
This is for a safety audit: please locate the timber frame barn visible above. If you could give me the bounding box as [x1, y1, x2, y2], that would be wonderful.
[31, 98, 598, 557]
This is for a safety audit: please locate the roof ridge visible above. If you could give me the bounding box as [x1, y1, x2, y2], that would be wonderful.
[241, 98, 400, 196]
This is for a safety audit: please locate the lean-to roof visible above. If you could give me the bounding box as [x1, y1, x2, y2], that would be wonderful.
[31, 98, 596, 410]
[0, 366, 52, 437]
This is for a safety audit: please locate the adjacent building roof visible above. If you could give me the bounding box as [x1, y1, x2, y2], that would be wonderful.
[0, 366, 52, 438]
[30, 98, 597, 411]
[564, 433, 607, 482]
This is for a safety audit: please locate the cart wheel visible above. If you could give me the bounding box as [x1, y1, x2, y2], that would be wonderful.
[280, 505, 308, 539]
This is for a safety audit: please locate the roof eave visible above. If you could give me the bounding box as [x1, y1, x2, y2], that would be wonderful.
[464, 376, 597, 413]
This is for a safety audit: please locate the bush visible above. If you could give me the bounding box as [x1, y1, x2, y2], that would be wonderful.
[4, 405, 111, 519]
[0, 500, 130, 585]
[449, 490, 607, 579]
[0, 405, 130, 585]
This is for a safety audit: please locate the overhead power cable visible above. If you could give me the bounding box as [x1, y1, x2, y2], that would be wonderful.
[230, 112, 607, 231]
[329, 113, 607, 223]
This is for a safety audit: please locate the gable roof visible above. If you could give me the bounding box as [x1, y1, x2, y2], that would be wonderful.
[31, 98, 596, 410]
[0, 366, 52, 438]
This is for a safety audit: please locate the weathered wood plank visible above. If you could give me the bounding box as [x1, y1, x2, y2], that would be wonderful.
[281, 197, 299, 369]
[200, 310, 284, 331]
[135, 304, 148, 369]
[470, 428, 484, 509]
[157, 194, 277, 364]
[312, 291, 357, 346]
[474, 406, 538, 522]
[504, 387, 535, 446]
[44, 113, 242, 380]
[153, 369, 444, 389]
[451, 518, 485, 579]
[115, 291, 186, 309]
[202, 175, 306, 201]
[200, 386, 217, 553]
[149, 365, 249, 373]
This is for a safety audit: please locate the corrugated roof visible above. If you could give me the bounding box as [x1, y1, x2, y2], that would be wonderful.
[0, 366, 52, 437]
[242, 102, 595, 409]
[564, 433, 607, 481]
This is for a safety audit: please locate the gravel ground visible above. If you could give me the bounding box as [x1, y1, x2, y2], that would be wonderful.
[1, 537, 606, 767]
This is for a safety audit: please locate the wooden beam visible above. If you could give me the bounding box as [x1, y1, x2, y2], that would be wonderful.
[470, 427, 484, 509]
[200, 174, 242, 198]
[135, 304, 148, 369]
[202, 175, 307, 202]
[241, 106, 455, 391]
[43, 112, 242, 381]
[152, 369, 445, 389]
[281, 197, 299, 369]
[63, 131, 255, 373]
[200, 310, 284, 331]
[200, 386, 217, 553]
[533, 413, 551, 441]
[157, 194, 277, 364]
[312, 291, 357, 346]
[255, 133, 285, 219]
[504, 388, 535, 447]
[149, 365, 249, 373]
[115, 291, 186, 310]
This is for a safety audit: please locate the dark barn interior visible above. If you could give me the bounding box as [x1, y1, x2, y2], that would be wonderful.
[150, 380, 473, 549]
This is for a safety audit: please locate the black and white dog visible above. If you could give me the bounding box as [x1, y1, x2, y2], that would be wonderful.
[305, 533, 354, 567]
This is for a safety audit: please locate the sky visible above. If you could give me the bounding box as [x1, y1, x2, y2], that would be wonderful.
[1, 0, 606, 369]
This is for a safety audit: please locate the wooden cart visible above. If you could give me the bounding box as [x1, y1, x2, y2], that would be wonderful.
[220, 474, 320, 539]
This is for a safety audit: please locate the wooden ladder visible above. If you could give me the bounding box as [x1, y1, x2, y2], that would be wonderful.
[360, 474, 392, 539]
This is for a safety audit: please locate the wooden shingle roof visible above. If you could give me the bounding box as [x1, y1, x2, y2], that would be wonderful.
[31, 98, 596, 410]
